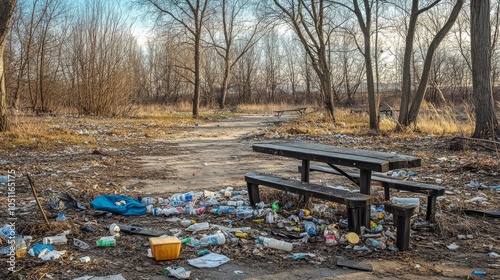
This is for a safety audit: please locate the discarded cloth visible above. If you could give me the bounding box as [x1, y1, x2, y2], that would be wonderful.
[90, 195, 146, 216]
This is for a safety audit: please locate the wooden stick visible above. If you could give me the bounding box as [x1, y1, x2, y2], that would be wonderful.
[27, 173, 50, 226]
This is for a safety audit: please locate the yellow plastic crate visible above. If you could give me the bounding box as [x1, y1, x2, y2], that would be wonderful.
[149, 236, 181, 261]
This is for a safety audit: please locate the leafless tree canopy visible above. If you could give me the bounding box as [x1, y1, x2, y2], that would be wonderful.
[1, 0, 498, 137]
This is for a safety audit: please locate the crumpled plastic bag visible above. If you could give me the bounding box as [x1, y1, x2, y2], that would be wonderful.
[49, 192, 86, 210]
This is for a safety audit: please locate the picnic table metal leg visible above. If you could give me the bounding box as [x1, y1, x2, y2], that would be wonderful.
[299, 160, 310, 203]
[247, 182, 261, 206]
[359, 169, 372, 227]
[426, 196, 437, 221]
[347, 207, 361, 234]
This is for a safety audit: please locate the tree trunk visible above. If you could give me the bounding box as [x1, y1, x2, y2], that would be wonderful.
[471, 0, 499, 139]
[407, 0, 465, 126]
[0, 0, 17, 131]
[193, 32, 201, 117]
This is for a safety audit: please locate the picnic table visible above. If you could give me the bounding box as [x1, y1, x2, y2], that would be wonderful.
[250, 142, 422, 228]
[273, 107, 307, 118]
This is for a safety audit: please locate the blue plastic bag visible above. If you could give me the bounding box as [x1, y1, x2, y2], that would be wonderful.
[90, 195, 146, 216]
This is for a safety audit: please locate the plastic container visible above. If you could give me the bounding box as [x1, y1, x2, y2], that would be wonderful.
[236, 209, 254, 219]
[15, 235, 27, 258]
[56, 213, 67, 222]
[210, 206, 235, 215]
[96, 236, 116, 247]
[43, 235, 68, 245]
[141, 197, 157, 205]
[366, 238, 387, 250]
[261, 237, 293, 252]
[345, 232, 359, 245]
[186, 222, 210, 232]
[304, 221, 317, 235]
[226, 200, 245, 207]
[0, 224, 16, 242]
[200, 233, 226, 246]
[149, 236, 181, 260]
[109, 223, 120, 237]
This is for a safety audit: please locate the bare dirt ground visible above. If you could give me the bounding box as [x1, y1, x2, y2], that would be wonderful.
[0, 113, 499, 280]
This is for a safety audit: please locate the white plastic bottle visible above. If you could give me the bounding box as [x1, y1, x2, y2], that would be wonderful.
[366, 238, 387, 250]
[261, 237, 293, 252]
[200, 233, 226, 246]
[186, 222, 210, 232]
[43, 235, 68, 245]
[141, 197, 157, 205]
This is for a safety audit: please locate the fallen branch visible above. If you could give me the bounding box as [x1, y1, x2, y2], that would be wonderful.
[27, 173, 50, 227]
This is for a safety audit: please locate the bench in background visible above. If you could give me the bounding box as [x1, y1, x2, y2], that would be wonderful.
[273, 107, 307, 118]
[245, 172, 373, 234]
[299, 165, 445, 221]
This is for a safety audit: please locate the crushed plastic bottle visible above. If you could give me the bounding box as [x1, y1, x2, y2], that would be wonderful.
[200, 233, 226, 246]
[15, 235, 27, 258]
[226, 200, 245, 207]
[164, 266, 191, 279]
[259, 237, 293, 252]
[209, 205, 235, 215]
[56, 213, 67, 222]
[366, 238, 386, 250]
[141, 197, 157, 205]
[271, 201, 280, 211]
[0, 224, 17, 242]
[236, 209, 255, 219]
[304, 221, 317, 235]
[186, 222, 210, 232]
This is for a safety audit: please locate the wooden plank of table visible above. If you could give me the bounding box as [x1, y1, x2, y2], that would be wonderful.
[253, 143, 390, 172]
[275, 142, 421, 169]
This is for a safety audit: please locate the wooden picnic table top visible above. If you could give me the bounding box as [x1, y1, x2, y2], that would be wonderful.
[253, 142, 421, 172]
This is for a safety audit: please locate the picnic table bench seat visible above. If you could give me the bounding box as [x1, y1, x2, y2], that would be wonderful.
[244, 172, 373, 234]
[273, 107, 307, 117]
[299, 164, 445, 221]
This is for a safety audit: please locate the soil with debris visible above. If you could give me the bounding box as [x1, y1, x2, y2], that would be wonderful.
[0, 113, 499, 280]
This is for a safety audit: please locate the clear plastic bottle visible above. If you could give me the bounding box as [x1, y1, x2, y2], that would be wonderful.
[186, 222, 210, 232]
[304, 221, 317, 235]
[236, 209, 254, 219]
[15, 235, 27, 258]
[96, 236, 116, 247]
[226, 200, 245, 207]
[43, 235, 68, 245]
[141, 197, 157, 205]
[184, 202, 193, 215]
[56, 213, 67, 222]
[209, 206, 235, 215]
[200, 233, 226, 246]
[0, 224, 16, 242]
[366, 238, 387, 250]
[169, 200, 186, 207]
[260, 237, 293, 252]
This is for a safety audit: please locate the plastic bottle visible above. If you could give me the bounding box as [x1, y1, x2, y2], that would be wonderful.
[236, 209, 254, 219]
[184, 202, 193, 214]
[260, 237, 293, 252]
[366, 238, 387, 250]
[109, 223, 120, 237]
[56, 213, 67, 222]
[186, 222, 210, 232]
[226, 200, 245, 207]
[43, 235, 68, 245]
[141, 197, 157, 205]
[15, 235, 27, 258]
[169, 201, 186, 207]
[271, 201, 280, 211]
[0, 224, 17, 242]
[209, 205, 235, 215]
[200, 233, 226, 246]
[194, 206, 206, 215]
[304, 221, 317, 235]
[96, 236, 116, 247]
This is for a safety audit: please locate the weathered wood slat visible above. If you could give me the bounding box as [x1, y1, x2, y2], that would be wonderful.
[245, 172, 373, 234]
[283, 142, 421, 169]
[253, 143, 390, 172]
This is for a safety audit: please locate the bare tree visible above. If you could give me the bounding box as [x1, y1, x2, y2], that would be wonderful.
[139, 0, 211, 117]
[206, 0, 265, 109]
[0, 0, 17, 131]
[396, 0, 464, 130]
[270, 0, 338, 121]
[470, 0, 499, 139]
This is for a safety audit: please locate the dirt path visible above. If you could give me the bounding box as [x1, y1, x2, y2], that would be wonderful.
[129, 114, 295, 193]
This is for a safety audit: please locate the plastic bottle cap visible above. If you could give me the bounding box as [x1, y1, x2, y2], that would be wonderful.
[345, 232, 359, 244]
